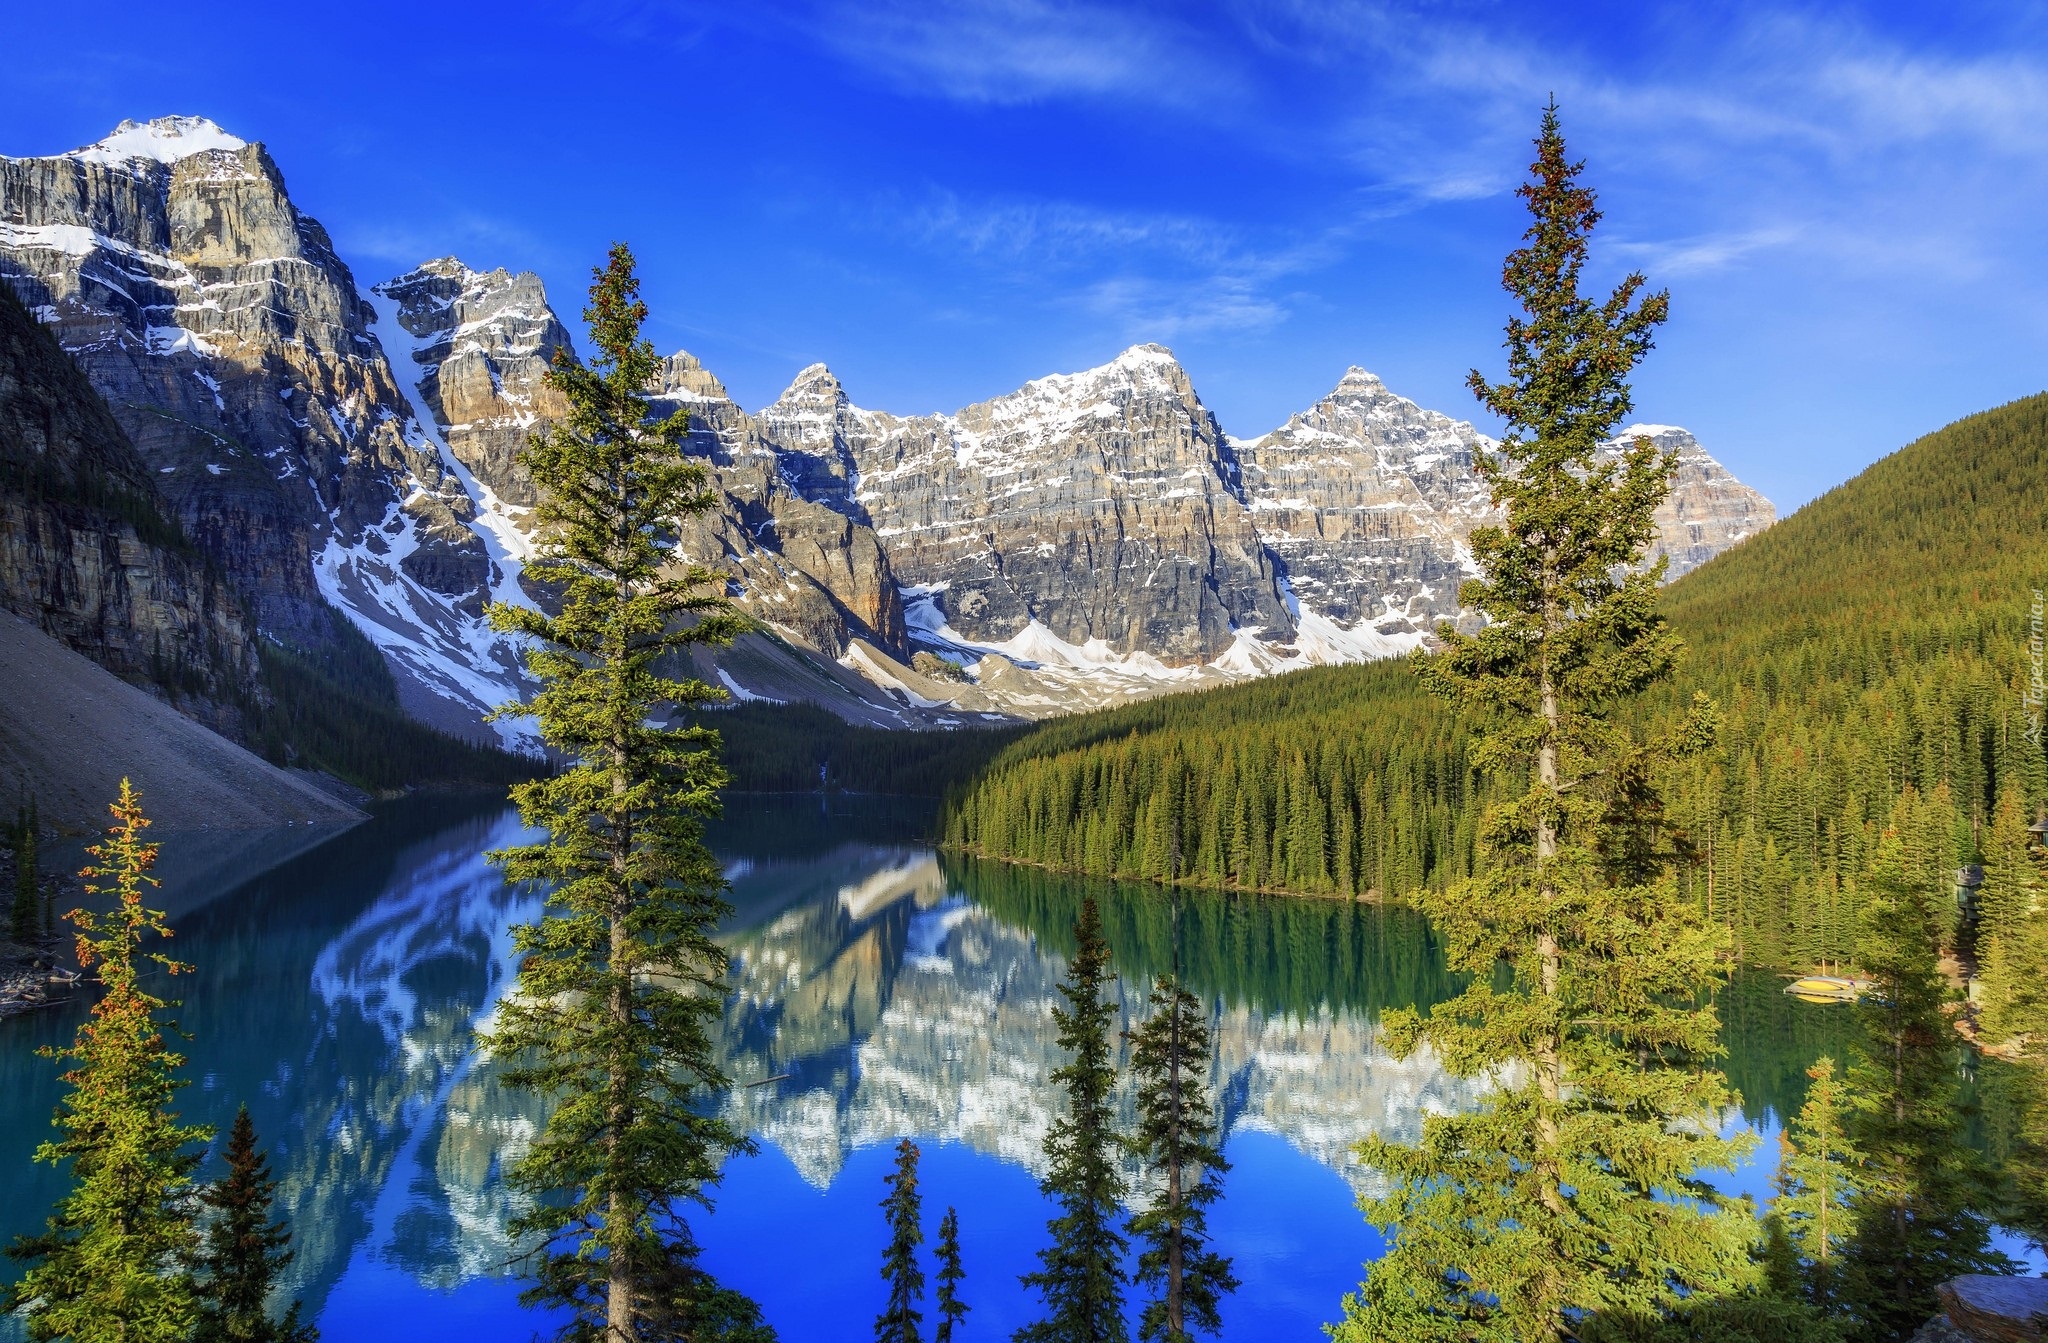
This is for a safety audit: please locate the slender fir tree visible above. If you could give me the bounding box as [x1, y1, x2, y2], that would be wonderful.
[193, 1106, 315, 1343]
[483, 243, 761, 1342]
[1976, 788, 2047, 1049]
[12, 794, 40, 944]
[1773, 1058, 1862, 1312]
[1336, 104, 1751, 1343]
[934, 1207, 968, 1343]
[1126, 897, 1235, 1343]
[1017, 891, 1130, 1343]
[1838, 836, 2009, 1342]
[5, 780, 210, 1343]
[878, 1138, 926, 1343]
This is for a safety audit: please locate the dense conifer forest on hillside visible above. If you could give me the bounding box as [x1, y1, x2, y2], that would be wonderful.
[945, 393, 2048, 970]
[244, 627, 539, 793]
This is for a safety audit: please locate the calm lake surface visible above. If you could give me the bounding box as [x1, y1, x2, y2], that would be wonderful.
[0, 794, 1871, 1341]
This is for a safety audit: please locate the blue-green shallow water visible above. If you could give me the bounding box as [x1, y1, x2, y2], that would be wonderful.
[0, 795, 1898, 1340]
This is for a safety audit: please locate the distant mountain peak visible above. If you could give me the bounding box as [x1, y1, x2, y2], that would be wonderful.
[660, 350, 732, 403]
[408, 255, 482, 281]
[774, 362, 845, 402]
[1112, 341, 1178, 366]
[69, 116, 248, 167]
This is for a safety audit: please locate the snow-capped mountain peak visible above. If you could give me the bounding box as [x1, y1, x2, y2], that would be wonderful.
[69, 116, 248, 167]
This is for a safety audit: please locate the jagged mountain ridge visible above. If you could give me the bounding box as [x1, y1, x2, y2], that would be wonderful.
[0, 116, 1776, 737]
[0, 117, 530, 746]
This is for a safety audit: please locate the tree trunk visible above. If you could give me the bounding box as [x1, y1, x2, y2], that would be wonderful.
[608, 544, 635, 1343]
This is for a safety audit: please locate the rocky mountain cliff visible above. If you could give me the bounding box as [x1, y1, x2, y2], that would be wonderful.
[0, 281, 254, 729]
[0, 117, 522, 745]
[766, 345, 1291, 664]
[1, 116, 1777, 736]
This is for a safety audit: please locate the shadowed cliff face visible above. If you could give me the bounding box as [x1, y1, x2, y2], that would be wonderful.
[0, 281, 255, 728]
[0, 119, 485, 645]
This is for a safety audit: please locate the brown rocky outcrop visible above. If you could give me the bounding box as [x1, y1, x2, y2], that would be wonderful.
[1931, 1276, 2048, 1343]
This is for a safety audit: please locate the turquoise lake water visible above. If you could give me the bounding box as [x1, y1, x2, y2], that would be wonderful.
[0, 793, 1881, 1340]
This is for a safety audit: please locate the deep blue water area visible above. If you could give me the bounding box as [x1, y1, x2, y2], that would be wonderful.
[0, 794, 1907, 1341]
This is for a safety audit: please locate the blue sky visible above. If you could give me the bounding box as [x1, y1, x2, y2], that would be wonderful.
[7, 1, 2047, 510]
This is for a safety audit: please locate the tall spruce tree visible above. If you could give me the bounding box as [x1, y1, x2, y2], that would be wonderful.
[1773, 1058, 1862, 1312]
[877, 1138, 927, 1343]
[935, 1207, 968, 1343]
[193, 1106, 315, 1343]
[1975, 787, 2046, 1048]
[1017, 891, 1130, 1343]
[1126, 898, 1235, 1343]
[12, 794, 39, 944]
[5, 780, 210, 1343]
[1838, 835, 2008, 1342]
[1336, 105, 1752, 1343]
[483, 244, 761, 1342]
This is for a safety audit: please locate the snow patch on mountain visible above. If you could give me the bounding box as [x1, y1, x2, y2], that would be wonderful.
[69, 116, 248, 168]
[365, 290, 535, 613]
[898, 574, 1420, 702]
[309, 292, 539, 750]
[311, 501, 535, 752]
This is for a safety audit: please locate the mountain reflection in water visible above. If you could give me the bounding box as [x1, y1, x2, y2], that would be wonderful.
[717, 844, 1485, 1200]
[0, 796, 1857, 1342]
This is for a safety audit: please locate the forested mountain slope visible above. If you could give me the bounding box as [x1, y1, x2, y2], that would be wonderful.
[944, 394, 2048, 967]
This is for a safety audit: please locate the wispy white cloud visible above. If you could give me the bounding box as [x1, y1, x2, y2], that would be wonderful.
[870, 187, 1359, 337]
[1079, 274, 1288, 338]
[816, 0, 1238, 107]
[1609, 226, 1804, 277]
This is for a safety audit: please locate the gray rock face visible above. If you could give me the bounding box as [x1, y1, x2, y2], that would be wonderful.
[0, 118, 485, 646]
[651, 356, 911, 657]
[374, 257, 572, 509]
[1623, 424, 1778, 580]
[365, 262, 912, 665]
[1936, 1275, 2048, 1342]
[1233, 368, 1493, 646]
[0, 282, 255, 730]
[810, 344, 1292, 663]
[1229, 373, 1777, 648]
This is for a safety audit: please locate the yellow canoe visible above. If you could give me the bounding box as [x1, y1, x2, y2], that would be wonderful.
[1785, 975, 1872, 1003]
